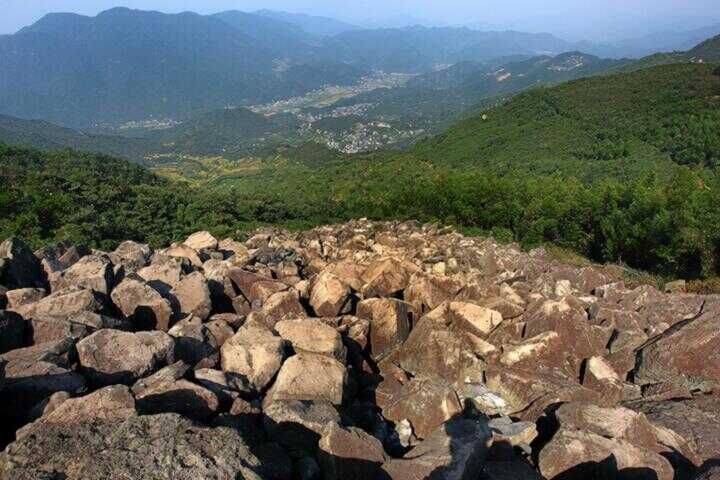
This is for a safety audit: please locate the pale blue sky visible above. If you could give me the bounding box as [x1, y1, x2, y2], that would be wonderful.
[1, 0, 719, 41]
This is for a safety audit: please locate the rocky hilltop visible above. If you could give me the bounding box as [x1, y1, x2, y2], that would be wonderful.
[0, 220, 718, 479]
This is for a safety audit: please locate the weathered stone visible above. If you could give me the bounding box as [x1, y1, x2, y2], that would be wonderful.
[13, 286, 105, 320]
[318, 423, 385, 480]
[485, 366, 599, 421]
[111, 278, 173, 330]
[523, 297, 610, 376]
[159, 242, 203, 267]
[205, 319, 235, 347]
[109, 241, 151, 271]
[130, 360, 189, 396]
[404, 272, 464, 314]
[582, 356, 625, 404]
[184, 231, 219, 251]
[629, 396, 720, 463]
[538, 428, 674, 480]
[636, 302, 720, 390]
[0, 414, 266, 479]
[219, 238, 249, 260]
[266, 353, 347, 405]
[0, 355, 86, 424]
[357, 298, 416, 361]
[488, 417, 538, 447]
[221, 320, 286, 392]
[275, 318, 346, 362]
[18, 385, 136, 438]
[135, 377, 220, 421]
[381, 376, 463, 439]
[309, 270, 352, 317]
[168, 321, 219, 368]
[170, 271, 212, 320]
[26, 391, 71, 423]
[193, 368, 247, 406]
[251, 289, 304, 328]
[499, 331, 562, 368]
[0, 310, 28, 354]
[444, 301, 503, 338]
[136, 255, 185, 293]
[51, 254, 114, 294]
[397, 315, 476, 382]
[263, 400, 341, 454]
[227, 268, 288, 306]
[76, 329, 174, 387]
[0, 237, 45, 289]
[380, 417, 492, 480]
[29, 311, 131, 345]
[361, 257, 420, 298]
[5, 288, 45, 309]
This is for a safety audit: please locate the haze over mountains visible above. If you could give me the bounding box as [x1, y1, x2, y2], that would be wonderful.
[3, 6, 719, 133]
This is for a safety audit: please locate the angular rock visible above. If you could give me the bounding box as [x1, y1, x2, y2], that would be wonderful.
[485, 366, 599, 421]
[184, 231, 219, 251]
[205, 319, 235, 347]
[194, 368, 248, 406]
[635, 302, 720, 390]
[159, 242, 203, 267]
[18, 385, 136, 438]
[0, 356, 86, 423]
[357, 298, 416, 361]
[111, 278, 173, 330]
[256, 289, 306, 328]
[29, 311, 132, 345]
[266, 353, 347, 405]
[168, 321, 219, 368]
[582, 356, 625, 404]
[51, 254, 114, 294]
[135, 377, 220, 421]
[76, 329, 174, 387]
[309, 270, 353, 317]
[0, 237, 45, 289]
[318, 423, 385, 480]
[136, 255, 185, 293]
[109, 240, 151, 271]
[5, 288, 45, 309]
[13, 286, 105, 320]
[381, 376, 463, 439]
[170, 271, 212, 320]
[404, 272, 463, 314]
[444, 301, 503, 338]
[219, 238, 249, 260]
[361, 257, 420, 298]
[263, 400, 341, 454]
[523, 297, 610, 376]
[227, 268, 288, 307]
[397, 315, 476, 382]
[221, 320, 286, 392]
[538, 427, 674, 480]
[629, 396, 720, 463]
[275, 318, 346, 362]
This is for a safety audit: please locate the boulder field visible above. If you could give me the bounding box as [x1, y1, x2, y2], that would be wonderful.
[0, 220, 718, 479]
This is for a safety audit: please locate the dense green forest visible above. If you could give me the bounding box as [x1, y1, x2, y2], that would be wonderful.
[2, 62, 720, 279]
[2, 141, 719, 279]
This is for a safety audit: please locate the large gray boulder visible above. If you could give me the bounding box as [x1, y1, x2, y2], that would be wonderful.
[76, 329, 175, 387]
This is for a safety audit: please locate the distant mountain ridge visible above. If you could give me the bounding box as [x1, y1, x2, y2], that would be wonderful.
[0, 7, 595, 128]
[253, 9, 360, 37]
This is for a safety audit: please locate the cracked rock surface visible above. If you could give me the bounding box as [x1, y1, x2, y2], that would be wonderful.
[1, 221, 718, 479]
